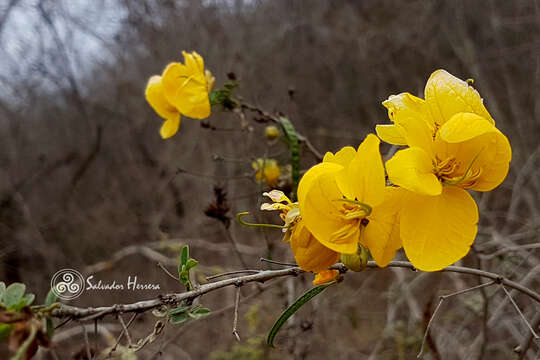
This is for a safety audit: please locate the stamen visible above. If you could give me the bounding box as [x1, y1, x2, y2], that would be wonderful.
[236, 212, 288, 229]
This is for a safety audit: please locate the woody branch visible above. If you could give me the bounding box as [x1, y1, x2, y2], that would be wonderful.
[50, 261, 540, 320]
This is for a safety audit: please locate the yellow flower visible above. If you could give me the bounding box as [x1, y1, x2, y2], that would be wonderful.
[252, 158, 281, 187]
[376, 69, 512, 271]
[298, 134, 403, 267]
[261, 190, 339, 284]
[145, 51, 215, 139]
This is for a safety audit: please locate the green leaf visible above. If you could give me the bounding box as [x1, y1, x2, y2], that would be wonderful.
[181, 246, 189, 267]
[44, 289, 57, 307]
[168, 305, 191, 316]
[23, 293, 35, 307]
[279, 117, 300, 201]
[169, 311, 190, 324]
[4, 283, 25, 308]
[185, 258, 198, 271]
[209, 90, 228, 105]
[0, 282, 6, 303]
[267, 282, 336, 347]
[188, 307, 211, 319]
[0, 324, 13, 340]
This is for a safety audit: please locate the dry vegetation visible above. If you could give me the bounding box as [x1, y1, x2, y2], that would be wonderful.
[0, 0, 539, 359]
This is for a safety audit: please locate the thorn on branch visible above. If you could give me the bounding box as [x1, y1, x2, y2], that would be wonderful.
[232, 285, 241, 342]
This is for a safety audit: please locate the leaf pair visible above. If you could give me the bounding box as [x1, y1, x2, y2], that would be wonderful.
[178, 245, 198, 291]
[0, 282, 35, 312]
[168, 305, 211, 324]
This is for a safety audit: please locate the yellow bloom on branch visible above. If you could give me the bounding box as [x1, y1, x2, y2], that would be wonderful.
[145, 51, 215, 139]
[376, 69, 512, 271]
[261, 190, 339, 284]
[298, 134, 403, 267]
[253, 158, 281, 187]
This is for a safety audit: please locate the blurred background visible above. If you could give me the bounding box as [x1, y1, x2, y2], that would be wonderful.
[0, 0, 539, 359]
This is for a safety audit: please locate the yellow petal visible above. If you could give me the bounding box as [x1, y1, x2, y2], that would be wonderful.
[145, 75, 179, 120]
[361, 187, 405, 267]
[435, 113, 512, 191]
[289, 220, 339, 273]
[385, 147, 442, 196]
[298, 162, 343, 204]
[401, 187, 478, 271]
[160, 116, 181, 139]
[205, 69, 215, 92]
[162, 63, 210, 119]
[375, 124, 407, 146]
[313, 270, 339, 285]
[425, 69, 494, 126]
[335, 134, 386, 206]
[439, 112, 497, 143]
[383, 93, 433, 125]
[323, 146, 356, 167]
[262, 190, 291, 204]
[299, 165, 359, 254]
[382, 92, 435, 153]
[182, 51, 205, 74]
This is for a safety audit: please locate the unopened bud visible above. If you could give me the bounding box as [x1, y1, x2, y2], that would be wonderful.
[265, 125, 280, 141]
[340, 244, 369, 272]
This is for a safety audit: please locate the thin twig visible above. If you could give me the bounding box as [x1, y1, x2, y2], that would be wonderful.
[516, 311, 540, 359]
[260, 257, 297, 267]
[232, 285, 241, 342]
[222, 223, 248, 268]
[500, 284, 539, 339]
[417, 281, 496, 359]
[81, 322, 93, 360]
[93, 319, 98, 359]
[239, 100, 323, 161]
[206, 270, 260, 281]
[157, 262, 179, 281]
[118, 315, 133, 346]
[111, 313, 138, 353]
[479, 243, 540, 259]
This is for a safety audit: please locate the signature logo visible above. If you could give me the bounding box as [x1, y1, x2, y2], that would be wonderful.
[50, 269, 85, 300]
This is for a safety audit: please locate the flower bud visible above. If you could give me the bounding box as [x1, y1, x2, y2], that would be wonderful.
[340, 244, 369, 272]
[265, 125, 280, 141]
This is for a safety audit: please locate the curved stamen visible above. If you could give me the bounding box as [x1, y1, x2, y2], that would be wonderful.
[332, 198, 372, 216]
[237, 212, 289, 229]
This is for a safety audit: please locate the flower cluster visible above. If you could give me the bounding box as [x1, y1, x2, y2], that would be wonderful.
[264, 70, 511, 283]
[145, 51, 215, 139]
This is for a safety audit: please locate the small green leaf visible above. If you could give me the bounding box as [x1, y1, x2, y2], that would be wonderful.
[4, 283, 25, 308]
[210, 90, 227, 105]
[0, 282, 6, 303]
[169, 311, 190, 324]
[181, 246, 189, 267]
[267, 282, 336, 347]
[44, 289, 57, 307]
[168, 305, 191, 315]
[0, 324, 13, 339]
[188, 307, 211, 319]
[10, 293, 34, 311]
[23, 293, 35, 306]
[185, 258, 198, 271]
